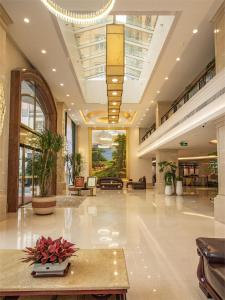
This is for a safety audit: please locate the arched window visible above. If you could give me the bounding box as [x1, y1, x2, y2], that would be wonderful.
[8, 69, 57, 212]
[21, 80, 45, 132]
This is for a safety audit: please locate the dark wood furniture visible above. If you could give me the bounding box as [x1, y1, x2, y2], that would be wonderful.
[0, 249, 129, 300]
[98, 178, 123, 190]
[196, 237, 225, 300]
[128, 176, 146, 190]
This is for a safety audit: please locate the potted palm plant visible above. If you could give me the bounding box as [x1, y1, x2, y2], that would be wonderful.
[158, 161, 177, 195]
[65, 153, 83, 185]
[32, 130, 64, 215]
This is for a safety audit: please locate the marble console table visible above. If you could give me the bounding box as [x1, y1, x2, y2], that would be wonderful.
[0, 249, 129, 300]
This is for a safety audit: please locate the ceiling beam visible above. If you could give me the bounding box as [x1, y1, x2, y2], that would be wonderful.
[82, 52, 105, 61]
[83, 63, 105, 71]
[125, 23, 154, 34]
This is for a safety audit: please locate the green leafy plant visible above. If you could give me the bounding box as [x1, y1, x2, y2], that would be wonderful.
[176, 175, 183, 181]
[65, 153, 83, 184]
[33, 130, 64, 197]
[158, 161, 177, 187]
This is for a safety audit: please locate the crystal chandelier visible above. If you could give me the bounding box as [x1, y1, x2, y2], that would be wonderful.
[41, 0, 116, 24]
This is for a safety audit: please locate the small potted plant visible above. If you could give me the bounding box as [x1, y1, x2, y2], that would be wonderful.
[32, 130, 64, 214]
[158, 161, 177, 195]
[22, 236, 78, 276]
[176, 175, 183, 196]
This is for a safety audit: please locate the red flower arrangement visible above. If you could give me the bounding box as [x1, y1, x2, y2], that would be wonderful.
[22, 236, 78, 265]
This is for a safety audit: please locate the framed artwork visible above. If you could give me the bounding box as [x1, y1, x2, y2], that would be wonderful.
[74, 176, 85, 188]
[89, 129, 128, 178]
[87, 176, 97, 188]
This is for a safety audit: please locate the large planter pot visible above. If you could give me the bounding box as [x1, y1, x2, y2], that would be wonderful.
[32, 196, 56, 215]
[176, 181, 183, 196]
[165, 185, 173, 196]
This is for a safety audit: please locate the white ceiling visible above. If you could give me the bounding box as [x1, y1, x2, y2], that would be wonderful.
[1, 0, 223, 127]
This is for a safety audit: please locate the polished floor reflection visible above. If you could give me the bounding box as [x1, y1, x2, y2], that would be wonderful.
[0, 189, 225, 300]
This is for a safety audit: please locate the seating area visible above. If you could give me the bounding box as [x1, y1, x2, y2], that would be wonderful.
[97, 177, 124, 190]
[196, 237, 225, 300]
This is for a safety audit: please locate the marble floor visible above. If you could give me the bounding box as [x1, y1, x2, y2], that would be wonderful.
[0, 188, 225, 300]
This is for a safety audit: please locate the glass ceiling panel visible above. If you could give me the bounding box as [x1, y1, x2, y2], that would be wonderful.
[65, 15, 158, 80]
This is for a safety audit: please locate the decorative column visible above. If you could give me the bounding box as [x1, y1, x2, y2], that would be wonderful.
[156, 149, 178, 194]
[155, 102, 173, 128]
[214, 117, 225, 223]
[0, 7, 11, 220]
[56, 102, 67, 195]
[213, 2, 225, 74]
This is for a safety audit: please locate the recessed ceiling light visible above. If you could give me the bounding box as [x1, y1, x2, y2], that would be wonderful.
[112, 109, 116, 113]
[146, 108, 149, 111]
[112, 121, 116, 124]
[66, 94, 70, 97]
[112, 102, 117, 106]
[24, 18, 30, 23]
[151, 100, 154, 104]
[71, 102, 74, 105]
[157, 90, 160, 94]
[209, 139, 218, 144]
[52, 68, 56, 72]
[60, 83, 64, 86]
[192, 29, 198, 34]
[112, 78, 118, 83]
[41, 49, 47, 54]
[68, 108, 71, 111]
[112, 91, 118, 96]
[165, 77, 169, 80]
[176, 57, 180, 61]
[112, 116, 116, 119]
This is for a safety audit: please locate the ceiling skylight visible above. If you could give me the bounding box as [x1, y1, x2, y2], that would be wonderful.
[58, 14, 174, 104]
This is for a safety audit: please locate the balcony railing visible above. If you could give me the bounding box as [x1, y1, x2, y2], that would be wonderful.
[141, 123, 156, 143]
[161, 60, 216, 124]
[140, 60, 216, 143]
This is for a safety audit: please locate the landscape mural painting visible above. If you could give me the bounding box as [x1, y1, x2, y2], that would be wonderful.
[91, 129, 127, 178]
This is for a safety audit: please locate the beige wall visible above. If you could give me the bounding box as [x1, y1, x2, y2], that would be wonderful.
[0, 21, 30, 220]
[156, 102, 173, 128]
[128, 128, 152, 185]
[77, 126, 90, 178]
[56, 102, 67, 194]
[214, 2, 225, 73]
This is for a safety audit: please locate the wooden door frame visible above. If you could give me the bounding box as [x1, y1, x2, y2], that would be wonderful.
[7, 68, 57, 212]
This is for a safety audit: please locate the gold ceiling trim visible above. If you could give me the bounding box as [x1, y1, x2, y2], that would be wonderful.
[41, 0, 116, 24]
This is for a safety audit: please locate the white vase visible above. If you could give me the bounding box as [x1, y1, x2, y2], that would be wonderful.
[165, 185, 173, 196]
[176, 181, 183, 196]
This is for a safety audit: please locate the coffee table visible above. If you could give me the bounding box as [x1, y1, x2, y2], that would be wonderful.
[0, 249, 129, 299]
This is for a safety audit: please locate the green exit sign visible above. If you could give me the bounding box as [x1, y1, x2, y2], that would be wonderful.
[180, 141, 188, 147]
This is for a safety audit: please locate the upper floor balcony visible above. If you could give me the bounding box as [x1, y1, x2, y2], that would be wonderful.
[140, 60, 216, 144]
[138, 61, 225, 157]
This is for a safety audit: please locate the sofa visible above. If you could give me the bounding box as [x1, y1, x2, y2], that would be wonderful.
[196, 237, 225, 300]
[97, 177, 123, 190]
[129, 176, 146, 189]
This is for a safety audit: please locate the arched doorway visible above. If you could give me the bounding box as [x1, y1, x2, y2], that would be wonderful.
[7, 69, 57, 212]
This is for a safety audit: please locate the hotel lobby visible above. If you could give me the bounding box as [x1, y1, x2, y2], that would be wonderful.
[0, 0, 225, 299]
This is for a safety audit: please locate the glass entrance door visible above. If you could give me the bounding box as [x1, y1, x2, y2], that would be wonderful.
[18, 146, 35, 206]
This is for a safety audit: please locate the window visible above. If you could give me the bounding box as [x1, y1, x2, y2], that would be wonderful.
[21, 80, 46, 132]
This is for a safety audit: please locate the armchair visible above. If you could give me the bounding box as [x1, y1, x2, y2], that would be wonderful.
[196, 237, 225, 300]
